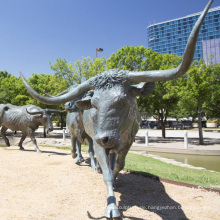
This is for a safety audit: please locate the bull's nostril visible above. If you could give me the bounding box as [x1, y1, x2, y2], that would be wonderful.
[102, 137, 109, 145]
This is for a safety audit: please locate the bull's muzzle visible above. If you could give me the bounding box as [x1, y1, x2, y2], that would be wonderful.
[95, 135, 118, 148]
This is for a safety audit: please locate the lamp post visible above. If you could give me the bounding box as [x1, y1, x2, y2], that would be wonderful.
[96, 48, 103, 58]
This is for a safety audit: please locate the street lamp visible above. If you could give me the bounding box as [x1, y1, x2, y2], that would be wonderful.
[96, 48, 103, 58]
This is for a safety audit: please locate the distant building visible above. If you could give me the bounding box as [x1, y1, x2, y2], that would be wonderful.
[147, 6, 220, 63]
[202, 38, 220, 64]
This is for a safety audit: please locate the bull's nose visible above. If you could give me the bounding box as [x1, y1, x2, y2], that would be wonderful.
[95, 135, 118, 148]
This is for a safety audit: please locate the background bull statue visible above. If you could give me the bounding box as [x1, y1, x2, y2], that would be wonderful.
[0, 104, 58, 153]
[64, 92, 97, 171]
[20, 0, 213, 218]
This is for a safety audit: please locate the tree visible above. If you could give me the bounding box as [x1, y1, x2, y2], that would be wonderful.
[204, 63, 220, 118]
[50, 57, 106, 85]
[74, 57, 106, 83]
[107, 46, 162, 71]
[177, 60, 213, 145]
[25, 73, 69, 110]
[49, 59, 75, 86]
[0, 71, 22, 105]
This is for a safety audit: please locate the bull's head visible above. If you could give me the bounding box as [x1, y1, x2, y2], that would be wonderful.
[21, 0, 213, 149]
[26, 107, 62, 132]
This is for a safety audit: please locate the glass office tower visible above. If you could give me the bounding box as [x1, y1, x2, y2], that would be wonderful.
[147, 6, 220, 63]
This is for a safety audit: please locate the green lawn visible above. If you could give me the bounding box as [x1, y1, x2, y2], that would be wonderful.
[124, 153, 220, 189]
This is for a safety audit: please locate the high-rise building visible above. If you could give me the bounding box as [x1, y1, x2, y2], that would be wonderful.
[147, 6, 220, 64]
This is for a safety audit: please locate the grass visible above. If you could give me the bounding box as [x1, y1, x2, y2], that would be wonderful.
[124, 153, 220, 189]
[2, 144, 220, 189]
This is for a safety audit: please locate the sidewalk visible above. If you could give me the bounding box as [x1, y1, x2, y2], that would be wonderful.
[132, 129, 220, 155]
[31, 127, 220, 156]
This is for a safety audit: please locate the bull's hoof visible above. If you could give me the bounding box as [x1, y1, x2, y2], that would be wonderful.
[105, 204, 120, 219]
[36, 149, 42, 153]
[19, 146, 25, 151]
[71, 152, 77, 159]
[97, 166, 102, 174]
[75, 158, 84, 164]
[91, 164, 97, 171]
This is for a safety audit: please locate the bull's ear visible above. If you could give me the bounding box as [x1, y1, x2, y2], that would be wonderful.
[130, 82, 155, 97]
[75, 99, 92, 110]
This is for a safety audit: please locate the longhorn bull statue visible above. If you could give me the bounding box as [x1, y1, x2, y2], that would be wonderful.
[0, 104, 59, 153]
[64, 92, 97, 170]
[20, 0, 213, 218]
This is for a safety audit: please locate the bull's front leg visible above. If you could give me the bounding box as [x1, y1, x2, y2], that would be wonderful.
[18, 133, 27, 150]
[27, 129, 41, 153]
[94, 142, 120, 219]
[70, 134, 77, 159]
[75, 139, 84, 164]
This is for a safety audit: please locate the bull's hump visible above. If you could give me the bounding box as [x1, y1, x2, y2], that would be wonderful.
[89, 69, 129, 90]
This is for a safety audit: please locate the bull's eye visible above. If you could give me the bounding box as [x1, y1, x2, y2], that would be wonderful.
[90, 108, 98, 123]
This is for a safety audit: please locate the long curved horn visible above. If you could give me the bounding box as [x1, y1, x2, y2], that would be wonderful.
[26, 108, 43, 116]
[127, 0, 214, 83]
[20, 72, 92, 105]
[43, 85, 78, 97]
[46, 109, 66, 113]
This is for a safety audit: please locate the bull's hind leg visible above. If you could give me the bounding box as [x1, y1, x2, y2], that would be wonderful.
[27, 129, 41, 153]
[113, 146, 130, 182]
[87, 136, 97, 171]
[18, 133, 27, 150]
[1, 126, 10, 146]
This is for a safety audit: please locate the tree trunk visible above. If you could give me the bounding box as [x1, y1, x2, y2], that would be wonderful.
[159, 111, 166, 138]
[198, 98, 204, 145]
[162, 124, 166, 138]
[43, 126, 46, 138]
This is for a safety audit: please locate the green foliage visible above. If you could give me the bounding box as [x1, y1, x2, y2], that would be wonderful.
[107, 46, 162, 71]
[50, 56, 106, 85]
[49, 59, 75, 86]
[176, 60, 217, 119]
[203, 63, 220, 118]
[26, 73, 69, 109]
[0, 71, 25, 105]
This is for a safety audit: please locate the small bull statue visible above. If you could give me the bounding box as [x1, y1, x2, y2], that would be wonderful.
[65, 93, 97, 171]
[20, 0, 213, 218]
[0, 104, 58, 153]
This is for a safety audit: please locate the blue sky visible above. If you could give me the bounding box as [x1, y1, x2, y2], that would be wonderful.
[0, 0, 219, 78]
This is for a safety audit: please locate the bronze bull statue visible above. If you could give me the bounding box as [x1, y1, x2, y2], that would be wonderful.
[20, 0, 213, 218]
[0, 104, 58, 153]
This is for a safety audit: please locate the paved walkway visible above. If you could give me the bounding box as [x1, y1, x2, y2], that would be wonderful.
[22, 127, 220, 155]
[132, 129, 220, 155]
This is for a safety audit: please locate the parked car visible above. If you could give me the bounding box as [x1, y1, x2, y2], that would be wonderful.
[140, 121, 159, 129]
[182, 120, 193, 129]
[169, 121, 183, 130]
[140, 121, 149, 129]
